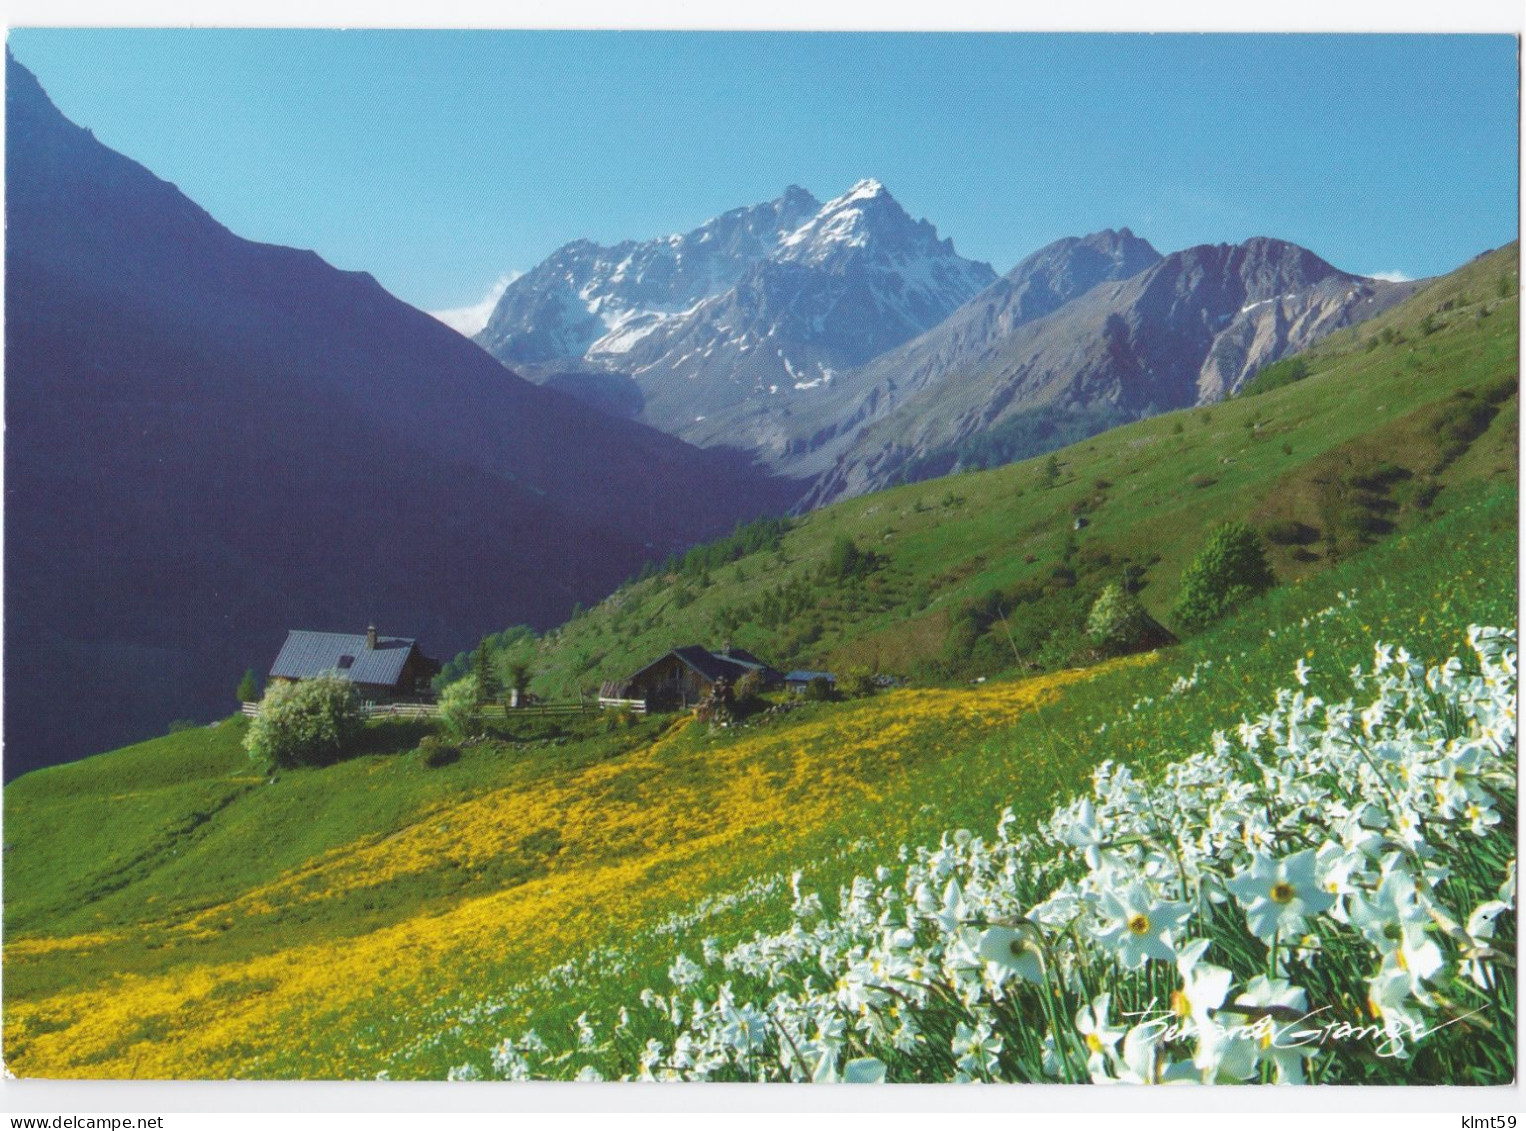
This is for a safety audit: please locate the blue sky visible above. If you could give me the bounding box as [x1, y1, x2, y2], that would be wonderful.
[8, 30, 1519, 317]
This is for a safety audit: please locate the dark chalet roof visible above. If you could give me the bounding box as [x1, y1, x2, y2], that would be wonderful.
[669, 645, 746, 684]
[270, 630, 422, 687]
[624, 645, 782, 688]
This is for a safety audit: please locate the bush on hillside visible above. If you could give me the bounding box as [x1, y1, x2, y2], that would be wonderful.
[437, 675, 482, 741]
[1241, 354, 1310, 397]
[1171, 522, 1276, 633]
[244, 674, 364, 771]
[1085, 583, 1174, 657]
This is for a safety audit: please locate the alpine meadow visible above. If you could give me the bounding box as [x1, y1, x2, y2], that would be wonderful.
[2, 31, 1518, 1090]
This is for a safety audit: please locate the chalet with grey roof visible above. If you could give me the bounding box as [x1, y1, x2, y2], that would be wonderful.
[784, 670, 836, 695]
[269, 625, 438, 702]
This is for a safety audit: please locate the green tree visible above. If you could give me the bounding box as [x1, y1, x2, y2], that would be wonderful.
[505, 661, 533, 707]
[1041, 454, 1062, 488]
[1171, 523, 1276, 633]
[437, 675, 482, 741]
[820, 535, 877, 583]
[472, 643, 502, 707]
[244, 675, 363, 772]
[236, 668, 261, 704]
[839, 666, 877, 699]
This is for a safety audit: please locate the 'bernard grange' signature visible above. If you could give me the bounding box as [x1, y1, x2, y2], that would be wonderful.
[1123, 1003, 1487, 1059]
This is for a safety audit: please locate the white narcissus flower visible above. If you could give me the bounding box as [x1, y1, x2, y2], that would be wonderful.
[1462, 798, 1501, 836]
[1173, 939, 1233, 1028]
[718, 1003, 767, 1052]
[931, 876, 970, 935]
[951, 1020, 1003, 1080]
[1057, 798, 1110, 869]
[1459, 899, 1511, 988]
[1365, 966, 1427, 1051]
[668, 953, 703, 987]
[812, 1051, 887, 1084]
[1173, 938, 1251, 1081]
[1314, 840, 1369, 922]
[1227, 976, 1315, 1084]
[1467, 899, 1510, 942]
[1227, 849, 1336, 943]
[1092, 880, 1191, 969]
[977, 923, 1045, 982]
[1075, 992, 1126, 1075]
[1348, 869, 1444, 993]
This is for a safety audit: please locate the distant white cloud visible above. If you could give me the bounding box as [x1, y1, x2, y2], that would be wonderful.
[1366, 269, 1414, 283]
[430, 273, 520, 337]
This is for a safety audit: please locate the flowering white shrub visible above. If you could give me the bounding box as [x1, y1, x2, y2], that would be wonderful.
[462, 626, 1516, 1084]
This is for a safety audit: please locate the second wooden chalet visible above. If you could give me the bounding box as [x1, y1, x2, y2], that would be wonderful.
[601, 644, 783, 712]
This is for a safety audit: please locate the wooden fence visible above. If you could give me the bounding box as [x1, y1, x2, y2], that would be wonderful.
[597, 697, 648, 715]
[240, 700, 600, 720]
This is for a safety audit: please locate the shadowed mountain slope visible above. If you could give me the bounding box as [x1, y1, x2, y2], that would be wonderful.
[4, 56, 796, 776]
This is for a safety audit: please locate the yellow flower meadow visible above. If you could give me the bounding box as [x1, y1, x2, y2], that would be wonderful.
[6, 665, 1129, 1078]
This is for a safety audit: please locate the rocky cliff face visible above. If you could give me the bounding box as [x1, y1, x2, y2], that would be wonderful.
[798, 237, 1420, 508]
[763, 228, 1163, 480]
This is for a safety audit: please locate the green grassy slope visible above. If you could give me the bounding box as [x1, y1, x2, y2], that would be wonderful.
[4, 710, 677, 949]
[5, 474, 1513, 1078]
[462, 243, 1517, 699]
[3, 243, 1516, 1080]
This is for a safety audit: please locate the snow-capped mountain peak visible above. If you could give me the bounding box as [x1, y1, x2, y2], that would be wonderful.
[838, 177, 886, 202]
[475, 186, 820, 364]
[473, 179, 996, 455]
[773, 178, 976, 275]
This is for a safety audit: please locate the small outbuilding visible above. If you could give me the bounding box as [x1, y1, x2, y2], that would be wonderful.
[784, 670, 837, 696]
[268, 625, 438, 702]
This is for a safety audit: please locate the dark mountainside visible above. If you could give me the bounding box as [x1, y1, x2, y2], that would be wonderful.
[800, 235, 1423, 507]
[4, 57, 797, 778]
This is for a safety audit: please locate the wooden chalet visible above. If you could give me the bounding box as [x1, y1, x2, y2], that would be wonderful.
[602, 645, 782, 712]
[268, 625, 438, 702]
